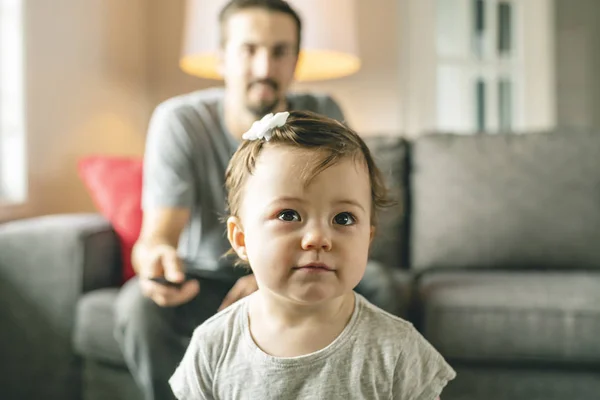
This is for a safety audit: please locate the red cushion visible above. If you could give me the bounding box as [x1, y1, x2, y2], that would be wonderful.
[78, 156, 143, 283]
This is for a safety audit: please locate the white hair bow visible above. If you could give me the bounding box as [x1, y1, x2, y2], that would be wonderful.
[242, 111, 290, 142]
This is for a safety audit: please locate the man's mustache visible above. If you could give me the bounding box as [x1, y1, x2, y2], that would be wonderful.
[248, 79, 278, 91]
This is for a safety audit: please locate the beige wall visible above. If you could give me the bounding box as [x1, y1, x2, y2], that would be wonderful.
[146, 0, 215, 107]
[1, 0, 150, 221]
[555, 0, 600, 130]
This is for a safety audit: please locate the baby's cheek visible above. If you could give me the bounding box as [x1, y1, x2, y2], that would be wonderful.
[348, 259, 369, 287]
[255, 246, 290, 276]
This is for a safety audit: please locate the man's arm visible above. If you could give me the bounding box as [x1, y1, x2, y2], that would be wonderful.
[132, 206, 200, 307]
[132, 206, 189, 275]
[132, 97, 203, 306]
[134, 99, 197, 306]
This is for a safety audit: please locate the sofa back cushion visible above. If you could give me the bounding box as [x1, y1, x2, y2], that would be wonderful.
[364, 136, 410, 270]
[410, 130, 600, 270]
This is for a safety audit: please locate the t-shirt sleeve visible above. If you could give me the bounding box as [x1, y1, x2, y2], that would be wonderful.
[392, 327, 457, 400]
[142, 102, 196, 210]
[169, 329, 215, 400]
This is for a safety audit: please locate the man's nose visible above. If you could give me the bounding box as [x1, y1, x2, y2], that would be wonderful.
[301, 224, 332, 252]
[252, 49, 275, 78]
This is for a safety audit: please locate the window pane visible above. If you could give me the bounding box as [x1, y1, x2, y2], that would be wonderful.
[1, 3, 24, 133]
[498, 77, 512, 131]
[498, 1, 512, 56]
[476, 78, 486, 131]
[472, 0, 485, 58]
[437, 0, 471, 58]
[1, 130, 26, 200]
[0, 0, 26, 203]
[437, 65, 476, 132]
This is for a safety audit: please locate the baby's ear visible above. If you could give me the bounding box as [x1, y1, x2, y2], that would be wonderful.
[369, 225, 376, 243]
[227, 216, 248, 261]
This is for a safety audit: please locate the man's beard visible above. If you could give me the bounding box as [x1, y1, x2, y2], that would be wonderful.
[246, 98, 280, 117]
[246, 79, 280, 117]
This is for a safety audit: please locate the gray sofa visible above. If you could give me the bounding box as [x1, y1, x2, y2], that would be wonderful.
[1, 130, 600, 400]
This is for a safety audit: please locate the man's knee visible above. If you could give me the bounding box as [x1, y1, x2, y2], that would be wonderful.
[114, 278, 169, 344]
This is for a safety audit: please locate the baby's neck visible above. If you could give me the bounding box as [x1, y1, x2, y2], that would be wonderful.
[247, 292, 356, 357]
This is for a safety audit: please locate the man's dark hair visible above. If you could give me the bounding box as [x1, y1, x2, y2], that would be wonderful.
[218, 0, 302, 53]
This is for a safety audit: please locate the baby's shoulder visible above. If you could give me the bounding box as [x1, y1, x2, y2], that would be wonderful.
[355, 295, 446, 360]
[356, 296, 457, 389]
[356, 295, 417, 342]
[189, 297, 247, 353]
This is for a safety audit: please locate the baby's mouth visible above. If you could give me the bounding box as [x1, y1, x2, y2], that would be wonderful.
[293, 262, 334, 272]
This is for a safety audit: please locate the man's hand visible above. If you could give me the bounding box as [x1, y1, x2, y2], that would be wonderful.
[218, 274, 258, 311]
[137, 243, 200, 307]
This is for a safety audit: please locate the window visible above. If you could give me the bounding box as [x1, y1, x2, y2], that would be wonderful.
[398, 0, 555, 136]
[436, 0, 519, 133]
[0, 0, 26, 203]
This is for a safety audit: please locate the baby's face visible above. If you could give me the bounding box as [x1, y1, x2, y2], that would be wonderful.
[229, 146, 374, 305]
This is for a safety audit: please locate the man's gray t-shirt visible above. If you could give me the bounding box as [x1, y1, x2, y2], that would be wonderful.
[169, 292, 457, 399]
[143, 88, 344, 274]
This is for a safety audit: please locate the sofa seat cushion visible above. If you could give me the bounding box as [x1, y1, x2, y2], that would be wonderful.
[417, 271, 600, 365]
[74, 288, 126, 366]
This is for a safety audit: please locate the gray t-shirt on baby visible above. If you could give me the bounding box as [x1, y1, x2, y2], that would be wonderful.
[143, 88, 344, 275]
[169, 292, 456, 399]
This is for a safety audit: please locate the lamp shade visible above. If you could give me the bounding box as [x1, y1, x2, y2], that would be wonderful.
[180, 0, 360, 81]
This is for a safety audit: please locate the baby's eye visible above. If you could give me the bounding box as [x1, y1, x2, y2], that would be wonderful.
[278, 210, 301, 222]
[333, 212, 356, 226]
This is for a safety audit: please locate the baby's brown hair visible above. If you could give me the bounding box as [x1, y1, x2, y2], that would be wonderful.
[225, 111, 391, 225]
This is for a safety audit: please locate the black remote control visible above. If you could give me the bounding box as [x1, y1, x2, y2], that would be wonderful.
[148, 260, 244, 288]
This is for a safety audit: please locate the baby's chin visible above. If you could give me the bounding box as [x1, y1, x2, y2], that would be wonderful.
[278, 286, 352, 306]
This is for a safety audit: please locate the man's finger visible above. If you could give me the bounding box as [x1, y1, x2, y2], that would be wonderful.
[218, 283, 244, 311]
[177, 279, 200, 302]
[140, 278, 180, 297]
[139, 253, 163, 280]
[162, 248, 184, 282]
[141, 278, 200, 307]
[153, 293, 168, 307]
[160, 280, 199, 308]
[218, 292, 238, 311]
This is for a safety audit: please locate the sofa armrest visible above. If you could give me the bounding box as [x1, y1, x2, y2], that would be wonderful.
[0, 213, 121, 399]
[0, 213, 122, 291]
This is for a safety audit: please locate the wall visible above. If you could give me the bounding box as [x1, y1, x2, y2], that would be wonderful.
[1, 0, 150, 222]
[520, 0, 556, 132]
[555, 0, 600, 130]
[146, 0, 215, 108]
[294, 0, 402, 135]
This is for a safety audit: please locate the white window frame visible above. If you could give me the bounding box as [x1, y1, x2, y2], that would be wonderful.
[436, 0, 522, 133]
[397, 0, 555, 136]
[0, 0, 27, 206]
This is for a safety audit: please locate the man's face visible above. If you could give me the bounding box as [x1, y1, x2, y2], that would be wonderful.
[220, 8, 298, 117]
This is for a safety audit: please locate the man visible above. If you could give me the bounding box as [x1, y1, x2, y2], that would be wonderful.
[114, 1, 397, 399]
